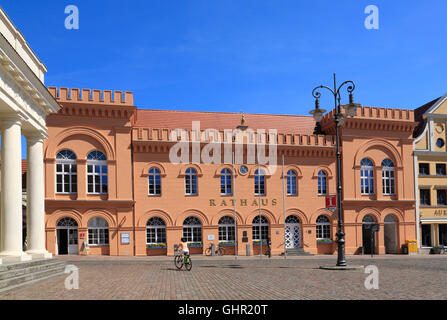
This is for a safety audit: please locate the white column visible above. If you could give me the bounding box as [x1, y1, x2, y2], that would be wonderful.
[26, 133, 51, 258]
[0, 117, 31, 261]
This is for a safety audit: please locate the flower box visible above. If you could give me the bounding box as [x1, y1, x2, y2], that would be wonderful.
[187, 242, 203, 248]
[219, 242, 236, 247]
[147, 243, 167, 249]
[317, 239, 333, 244]
[253, 240, 268, 246]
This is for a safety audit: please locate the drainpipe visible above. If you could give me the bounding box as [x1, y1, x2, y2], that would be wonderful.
[130, 143, 136, 256]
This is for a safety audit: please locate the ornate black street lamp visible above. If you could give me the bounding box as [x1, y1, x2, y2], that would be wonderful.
[310, 74, 359, 267]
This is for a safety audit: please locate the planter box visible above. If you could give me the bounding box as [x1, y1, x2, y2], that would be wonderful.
[219, 242, 236, 247]
[253, 240, 268, 246]
[187, 243, 203, 248]
[317, 239, 333, 244]
[147, 244, 167, 249]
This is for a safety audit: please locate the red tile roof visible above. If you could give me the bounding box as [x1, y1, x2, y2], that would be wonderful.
[22, 159, 27, 175]
[135, 109, 316, 135]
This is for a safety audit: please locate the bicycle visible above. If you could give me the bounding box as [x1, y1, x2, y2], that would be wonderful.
[175, 251, 192, 271]
[205, 244, 225, 256]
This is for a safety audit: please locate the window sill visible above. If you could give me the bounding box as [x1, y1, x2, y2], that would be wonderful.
[86, 244, 109, 247]
[148, 194, 162, 197]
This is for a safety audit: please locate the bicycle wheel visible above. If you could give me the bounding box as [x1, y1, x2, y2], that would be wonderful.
[218, 247, 225, 256]
[174, 255, 183, 270]
[205, 247, 212, 256]
[185, 259, 192, 271]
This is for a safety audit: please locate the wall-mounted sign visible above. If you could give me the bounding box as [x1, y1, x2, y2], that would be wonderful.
[326, 195, 336, 209]
[79, 233, 85, 239]
[207, 235, 215, 241]
[121, 232, 130, 245]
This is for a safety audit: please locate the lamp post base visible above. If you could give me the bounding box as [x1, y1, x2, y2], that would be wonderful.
[319, 265, 364, 271]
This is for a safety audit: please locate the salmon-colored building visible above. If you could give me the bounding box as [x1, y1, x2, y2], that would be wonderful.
[43, 87, 417, 257]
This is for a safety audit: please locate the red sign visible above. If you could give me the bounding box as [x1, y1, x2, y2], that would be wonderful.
[79, 233, 85, 239]
[325, 195, 336, 209]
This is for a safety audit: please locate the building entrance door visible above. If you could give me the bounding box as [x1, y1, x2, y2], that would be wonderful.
[362, 215, 377, 254]
[56, 217, 79, 255]
[57, 229, 68, 255]
[285, 215, 302, 249]
[384, 215, 398, 254]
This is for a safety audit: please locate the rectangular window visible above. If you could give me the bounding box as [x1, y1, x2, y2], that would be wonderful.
[287, 176, 297, 196]
[87, 164, 108, 194]
[254, 176, 265, 196]
[361, 168, 374, 195]
[316, 224, 331, 239]
[419, 163, 430, 175]
[420, 189, 431, 206]
[421, 224, 432, 247]
[436, 164, 446, 176]
[439, 224, 447, 246]
[56, 163, 77, 194]
[438, 189, 447, 205]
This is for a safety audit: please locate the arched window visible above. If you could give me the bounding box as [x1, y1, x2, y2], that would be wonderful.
[218, 216, 235, 242]
[362, 214, 376, 224]
[382, 159, 395, 195]
[185, 168, 198, 195]
[146, 217, 166, 244]
[254, 169, 265, 196]
[252, 215, 269, 241]
[316, 215, 331, 239]
[148, 168, 161, 195]
[87, 151, 108, 194]
[220, 169, 232, 196]
[285, 215, 301, 224]
[361, 158, 375, 195]
[87, 217, 109, 246]
[318, 170, 327, 195]
[56, 217, 78, 228]
[56, 150, 77, 194]
[183, 216, 202, 242]
[287, 170, 297, 196]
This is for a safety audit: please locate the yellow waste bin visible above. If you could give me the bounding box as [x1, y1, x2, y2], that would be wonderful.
[406, 240, 418, 253]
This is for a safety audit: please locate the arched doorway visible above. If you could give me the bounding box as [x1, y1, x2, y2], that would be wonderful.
[56, 217, 79, 255]
[384, 215, 398, 254]
[285, 215, 302, 249]
[362, 215, 377, 254]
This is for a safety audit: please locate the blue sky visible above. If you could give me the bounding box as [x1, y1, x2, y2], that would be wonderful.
[1, 0, 446, 157]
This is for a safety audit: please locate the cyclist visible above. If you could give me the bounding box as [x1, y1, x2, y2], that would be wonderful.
[178, 237, 190, 263]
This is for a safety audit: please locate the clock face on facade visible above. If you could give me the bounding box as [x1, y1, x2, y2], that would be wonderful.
[239, 166, 248, 175]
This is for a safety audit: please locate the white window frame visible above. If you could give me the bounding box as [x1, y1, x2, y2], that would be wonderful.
[287, 170, 297, 196]
[86, 151, 108, 195]
[148, 168, 162, 196]
[185, 168, 198, 196]
[254, 169, 266, 196]
[317, 170, 327, 195]
[87, 217, 109, 246]
[382, 159, 395, 195]
[361, 159, 375, 195]
[316, 215, 331, 239]
[218, 216, 235, 242]
[55, 150, 77, 194]
[252, 216, 269, 240]
[220, 169, 232, 196]
[183, 217, 202, 242]
[146, 217, 166, 244]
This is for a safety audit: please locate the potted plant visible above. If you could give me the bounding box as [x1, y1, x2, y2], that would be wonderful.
[317, 239, 333, 244]
[187, 242, 203, 248]
[147, 243, 167, 249]
[219, 241, 236, 247]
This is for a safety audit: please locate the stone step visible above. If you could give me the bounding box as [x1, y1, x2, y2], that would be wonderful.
[0, 258, 62, 272]
[285, 248, 313, 256]
[0, 263, 66, 292]
[0, 260, 66, 281]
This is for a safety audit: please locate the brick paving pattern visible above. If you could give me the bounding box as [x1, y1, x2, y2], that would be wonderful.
[1, 255, 446, 300]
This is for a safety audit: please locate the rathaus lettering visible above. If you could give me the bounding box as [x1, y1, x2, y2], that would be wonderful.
[209, 199, 278, 207]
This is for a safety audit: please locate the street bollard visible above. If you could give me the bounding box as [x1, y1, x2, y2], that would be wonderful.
[211, 243, 215, 256]
[246, 244, 251, 256]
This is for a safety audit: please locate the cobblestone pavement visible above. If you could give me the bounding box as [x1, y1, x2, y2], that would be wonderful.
[1, 255, 447, 300]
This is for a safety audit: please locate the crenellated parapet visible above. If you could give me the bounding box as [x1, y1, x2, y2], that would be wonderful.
[47, 87, 136, 122]
[321, 105, 416, 135]
[48, 87, 134, 106]
[131, 127, 336, 157]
